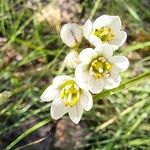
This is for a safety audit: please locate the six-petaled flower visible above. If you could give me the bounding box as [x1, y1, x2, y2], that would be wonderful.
[83, 15, 127, 50]
[75, 44, 129, 94]
[41, 75, 93, 124]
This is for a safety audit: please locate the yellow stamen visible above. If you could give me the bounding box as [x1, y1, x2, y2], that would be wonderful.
[60, 88, 65, 99]
[89, 57, 112, 79]
[94, 27, 115, 42]
[64, 100, 68, 106]
[105, 62, 112, 70]
[59, 80, 80, 107]
[95, 73, 102, 79]
[70, 96, 78, 107]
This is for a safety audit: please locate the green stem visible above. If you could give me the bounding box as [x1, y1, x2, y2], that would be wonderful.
[88, 0, 101, 20]
[6, 118, 51, 150]
[94, 72, 150, 101]
[121, 41, 150, 54]
[95, 98, 147, 132]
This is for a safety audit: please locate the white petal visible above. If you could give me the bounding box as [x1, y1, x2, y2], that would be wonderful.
[68, 101, 83, 124]
[75, 64, 89, 90]
[80, 90, 93, 111]
[71, 24, 83, 44]
[60, 24, 75, 47]
[71, 58, 80, 69]
[95, 44, 113, 58]
[41, 85, 59, 102]
[83, 20, 93, 39]
[65, 51, 80, 69]
[94, 45, 103, 56]
[88, 76, 104, 94]
[75, 64, 89, 82]
[53, 75, 72, 87]
[51, 99, 67, 120]
[110, 56, 129, 72]
[60, 23, 83, 47]
[93, 15, 122, 33]
[89, 35, 102, 47]
[104, 72, 121, 89]
[110, 45, 119, 51]
[75, 80, 89, 93]
[110, 31, 127, 48]
[102, 44, 114, 58]
[79, 48, 97, 64]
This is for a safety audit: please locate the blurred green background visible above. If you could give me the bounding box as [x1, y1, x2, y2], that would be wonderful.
[0, 0, 150, 149]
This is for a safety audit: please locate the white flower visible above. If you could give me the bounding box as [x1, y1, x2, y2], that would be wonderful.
[83, 15, 127, 50]
[64, 51, 80, 69]
[75, 44, 129, 94]
[41, 75, 93, 124]
[60, 23, 83, 48]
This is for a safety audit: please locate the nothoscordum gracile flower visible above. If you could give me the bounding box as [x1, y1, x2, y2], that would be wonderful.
[83, 15, 127, 50]
[41, 75, 93, 124]
[75, 44, 129, 94]
[60, 23, 83, 48]
[64, 51, 80, 69]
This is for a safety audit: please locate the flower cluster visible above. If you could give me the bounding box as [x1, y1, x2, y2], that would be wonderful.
[41, 15, 129, 124]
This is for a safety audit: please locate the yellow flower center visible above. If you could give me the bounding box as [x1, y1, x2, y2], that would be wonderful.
[94, 27, 115, 42]
[59, 80, 80, 107]
[89, 57, 112, 79]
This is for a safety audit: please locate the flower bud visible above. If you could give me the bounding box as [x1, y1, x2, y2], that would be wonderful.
[60, 23, 83, 48]
[64, 51, 80, 69]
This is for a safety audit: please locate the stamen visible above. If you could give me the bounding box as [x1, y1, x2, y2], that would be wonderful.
[95, 73, 102, 79]
[94, 27, 115, 42]
[59, 81, 80, 107]
[105, 62, 112, 70]
[89, 57, 112, 79]
[70, 96, 78, 107]
[60, 88, 65, 99]
[64, 99, 68, 106]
